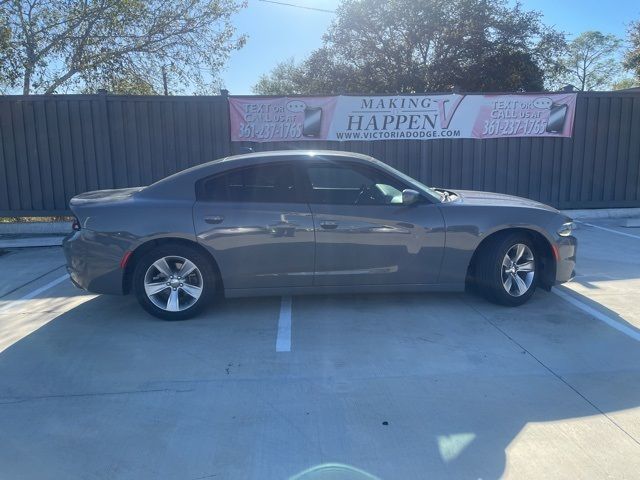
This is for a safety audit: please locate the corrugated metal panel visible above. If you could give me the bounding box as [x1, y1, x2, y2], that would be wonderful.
[0, 92, 639, 215]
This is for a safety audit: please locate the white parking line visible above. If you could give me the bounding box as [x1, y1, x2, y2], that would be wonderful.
[553, 287, 640, 342]
[579, 222, 640, 240]
[276, 296, 292, 352]
[0, 274, 69, 314]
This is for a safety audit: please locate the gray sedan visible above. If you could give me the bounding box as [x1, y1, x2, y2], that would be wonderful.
[63, 150, 577, 320]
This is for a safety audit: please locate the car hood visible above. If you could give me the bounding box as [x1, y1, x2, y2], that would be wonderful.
[452, 189, 559, 213]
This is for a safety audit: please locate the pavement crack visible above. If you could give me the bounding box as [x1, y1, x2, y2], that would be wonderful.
[0, 387, 194, 405]
[465, 299, 640, 449]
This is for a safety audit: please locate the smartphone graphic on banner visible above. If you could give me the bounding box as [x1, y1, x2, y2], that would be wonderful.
[546, 103, 568, 133]
[303, 107, 323, 137]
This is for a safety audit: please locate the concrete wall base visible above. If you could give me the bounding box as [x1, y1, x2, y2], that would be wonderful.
[0, 222, 71, 235]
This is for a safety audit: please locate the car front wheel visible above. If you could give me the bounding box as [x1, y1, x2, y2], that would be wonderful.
[476, 233, 538, 306]
[133, 244, 215, 320]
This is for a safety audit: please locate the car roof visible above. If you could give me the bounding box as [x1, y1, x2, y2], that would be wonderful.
[226, 149, 373, 160]
[162, 149, 379, 182]
[219, 149, 375, 164]
[170, 149, 378, 177]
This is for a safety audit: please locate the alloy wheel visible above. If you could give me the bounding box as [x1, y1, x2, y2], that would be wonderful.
[501, 244, 535, 297]
[143, 256, 203, 312]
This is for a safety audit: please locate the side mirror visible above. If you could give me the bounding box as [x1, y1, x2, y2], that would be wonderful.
[402, 189, 421, 205]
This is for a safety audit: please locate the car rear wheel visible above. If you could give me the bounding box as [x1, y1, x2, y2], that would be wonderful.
[133, 244, 215, 320]
[476, 232, 538, 306]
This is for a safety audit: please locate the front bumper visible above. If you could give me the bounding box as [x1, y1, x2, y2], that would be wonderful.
[554, 234, 577, 284]
[63, 230, 128, 295]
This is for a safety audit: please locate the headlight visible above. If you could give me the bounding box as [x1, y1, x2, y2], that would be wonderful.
[557, 221, 576, 237]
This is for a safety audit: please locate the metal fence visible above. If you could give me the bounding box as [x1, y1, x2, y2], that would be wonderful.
[1, 91, 639, 215]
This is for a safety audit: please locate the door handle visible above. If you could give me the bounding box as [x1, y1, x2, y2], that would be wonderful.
[204, 215, 224, 224]
[320, 220, 338, 230]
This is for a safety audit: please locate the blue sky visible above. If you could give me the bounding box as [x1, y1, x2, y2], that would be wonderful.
[221, 0, 640, 94]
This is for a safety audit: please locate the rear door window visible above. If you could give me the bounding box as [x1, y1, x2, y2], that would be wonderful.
[199, 163, 299, 203]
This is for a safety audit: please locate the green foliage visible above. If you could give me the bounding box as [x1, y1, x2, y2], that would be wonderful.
[0, 10, 18, 91]
[552, 31, 623, 91]
[624, 21, 640, 80]
[253, 58, 306, 95]
[82, 72, 159, 95]
[0, 0, 247, 95]
[253, 0, 566, 95]
[612, 78, 639, 91]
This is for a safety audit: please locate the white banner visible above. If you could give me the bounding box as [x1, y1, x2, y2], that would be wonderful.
[229, 94, 577, 142]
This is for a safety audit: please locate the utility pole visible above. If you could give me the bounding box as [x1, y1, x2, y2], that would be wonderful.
[162, 65, 169, 96]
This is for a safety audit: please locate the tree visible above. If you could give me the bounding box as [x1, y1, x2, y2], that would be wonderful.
[612, 78, 639, 91]
[0, 0, 247, 95]
[253, 58, 304, 95]
[623, 20, 640, 80]
[81, 71, 159, 95]
[253, 0, 566, 95]
[553, 31, 623, 91]
[0, 9, 18, 91]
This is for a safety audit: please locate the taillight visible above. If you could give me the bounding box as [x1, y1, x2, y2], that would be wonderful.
[72, 217, 81, 231]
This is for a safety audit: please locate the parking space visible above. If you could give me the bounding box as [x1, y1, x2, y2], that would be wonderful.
[559, 220, 640, 329]
[1, 220, 640, 479]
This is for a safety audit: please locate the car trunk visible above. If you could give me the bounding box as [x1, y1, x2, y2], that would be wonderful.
[70, 187, 145, 207]
[69, 187, 145, 227]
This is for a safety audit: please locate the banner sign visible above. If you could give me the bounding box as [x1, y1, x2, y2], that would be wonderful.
[229, 93, 577, 142]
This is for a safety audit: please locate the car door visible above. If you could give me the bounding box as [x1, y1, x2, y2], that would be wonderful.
[302, 159, 446, 286]
[193, 161, 315, 290]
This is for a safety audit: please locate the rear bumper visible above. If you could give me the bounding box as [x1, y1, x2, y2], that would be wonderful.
[67, 269, 86, 290]
[554, 235, 577, 284]
[63, 230, 127, 295]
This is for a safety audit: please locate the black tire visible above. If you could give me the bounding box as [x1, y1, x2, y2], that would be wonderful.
[475, 232, 538, 306]
[133, 243, 216, 320]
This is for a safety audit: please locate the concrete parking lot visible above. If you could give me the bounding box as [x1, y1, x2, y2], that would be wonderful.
[1, 219, 640, 480]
